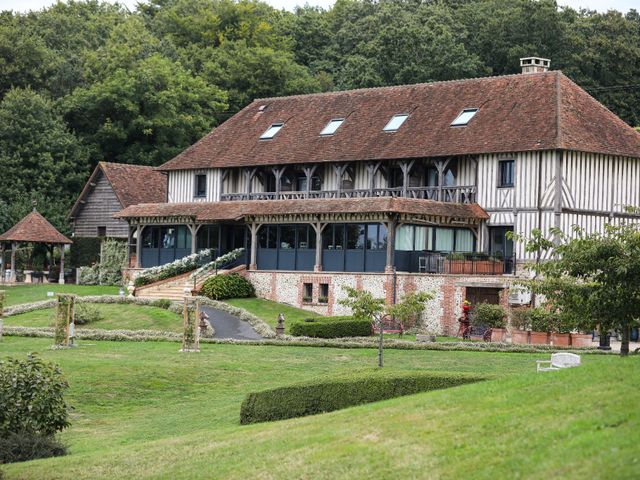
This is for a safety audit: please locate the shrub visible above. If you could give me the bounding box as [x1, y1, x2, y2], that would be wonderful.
[0, 354, 70, 463]
[151, 299, 172, 309]
[0, 354, 70, 438]
[511, 307, 531, 330]
[68, 237, 102, 268]
[74, 303, 103, 325]
[290, 316, 372, 338]
[0, 432, 66, 464]
[240, 371, 483, 424]
[474, 302, 506, 328]
[201, 273, 255, 300]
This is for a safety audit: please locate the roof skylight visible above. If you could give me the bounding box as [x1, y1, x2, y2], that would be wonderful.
[260, 123, 284, 139]
[320, 118, 345, 136]
[451, 108, 479, 127]
[383, 114, 409, 132]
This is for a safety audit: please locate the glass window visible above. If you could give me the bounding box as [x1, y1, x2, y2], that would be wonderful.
[297, 175, 307, 192]
[320, 118, 344, 136]
[378, 224, 388, 250]
[451, 108, 478, 127]
[161, 227, 176, 249]
[260, 123, 284, 139]
[455, 229, 474, 252]
[499, 160, 515, 187]
[195, 174, 207, 197]
[279, 225, 295, 249]
[197, 226, 219, 250]
[346, 224, 365, 249]
[383, 114, 409, 132]
[142, 227, 159, 248]
[435, 228, 454, 251]
[426, 166, 439, 187]
[415, 226, 433, 251]
[396, 225, 414, 251]
[176, 226, 191, 249]
[296, 225, 315, 249]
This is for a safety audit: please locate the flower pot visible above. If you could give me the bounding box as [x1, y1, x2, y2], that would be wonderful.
[491, 327, 506, 343]
[551, 332, 571, 347]
[511, 329, 529, 344]
[570, 333, 593, 347]
[530, 331, 550, 345]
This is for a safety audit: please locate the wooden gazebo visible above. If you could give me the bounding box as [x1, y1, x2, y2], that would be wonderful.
[0, 210, 72, 284]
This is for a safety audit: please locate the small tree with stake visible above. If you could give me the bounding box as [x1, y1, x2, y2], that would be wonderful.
[511, 224, 640, 356]
[339, 287, 433, 367]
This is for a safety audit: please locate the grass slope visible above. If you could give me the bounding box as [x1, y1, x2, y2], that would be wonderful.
[1, 337, 636, 479]
[1, 284, 119, 306]
[4, 304, 182, 332]
[225, 297, 320, 332]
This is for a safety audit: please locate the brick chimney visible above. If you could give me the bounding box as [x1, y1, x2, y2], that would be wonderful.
[520, 57, 550, 74]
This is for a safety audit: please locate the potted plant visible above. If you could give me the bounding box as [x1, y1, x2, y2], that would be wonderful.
[510, 307, 530, 344]
[529, 308, 551, 345]
[550, 314, 572, 347]
[474, 302, 507, 342]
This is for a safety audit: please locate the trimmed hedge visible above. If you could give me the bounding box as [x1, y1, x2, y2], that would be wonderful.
[201, 273, 255, 300]
[290, 316, 371, 338]
[240, 371, 483, 424]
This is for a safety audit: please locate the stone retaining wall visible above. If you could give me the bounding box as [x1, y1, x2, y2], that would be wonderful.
[246, 271, 514, 335]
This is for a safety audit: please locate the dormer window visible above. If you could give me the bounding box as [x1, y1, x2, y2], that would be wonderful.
[320, 118, 344, 136]
[451, 108, 478, 127]
[260, 123, 284, 139]
[383, 114, 409, 132]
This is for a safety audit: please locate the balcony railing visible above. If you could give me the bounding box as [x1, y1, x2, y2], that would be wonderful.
[395, 252, 515, 275]
[220, 185, 477, 204]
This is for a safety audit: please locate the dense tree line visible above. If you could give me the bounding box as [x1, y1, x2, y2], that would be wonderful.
[0, 0, 638, 232]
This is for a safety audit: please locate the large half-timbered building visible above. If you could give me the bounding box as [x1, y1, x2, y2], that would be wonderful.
[113, 58, 640, 332]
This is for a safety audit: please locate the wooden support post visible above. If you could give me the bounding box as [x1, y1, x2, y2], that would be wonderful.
[188, 224, 201, 255]
[135, 224, 143, 268]
[333, 163, 349, 198]
[271, 166, 286, 199]
[366, 161, 383, 196]
[0, 243, 5, 283]
[10, 241, 16, 283]
[302, 165, 317, 198]
[385, 218, 397, 273]
[244, 167, 259, 197]
[59, 244, 65, 284]
[399, 160, 415, 198]
[248, 222, 261, 270]
[311, 221, 326, 272]
[435, 158, 451, 201]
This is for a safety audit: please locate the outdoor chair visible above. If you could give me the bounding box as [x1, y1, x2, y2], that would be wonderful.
[536, 352, 581, 372]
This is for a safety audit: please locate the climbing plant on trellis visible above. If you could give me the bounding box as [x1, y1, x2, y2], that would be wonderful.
[54, 294, 75, 348]
[181, 298, 200, 353]
[0, 290, 4, 341]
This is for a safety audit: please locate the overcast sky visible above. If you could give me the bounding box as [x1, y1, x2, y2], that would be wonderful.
[1, 0, 638, 14]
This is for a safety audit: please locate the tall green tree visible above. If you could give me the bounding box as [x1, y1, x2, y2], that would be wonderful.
[520, 225, 640, 356]
[0, 88, 90, 231]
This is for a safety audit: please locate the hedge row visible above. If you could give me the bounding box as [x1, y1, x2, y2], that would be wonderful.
[289, 316, 371, 338]
[240, 371, 483, 424]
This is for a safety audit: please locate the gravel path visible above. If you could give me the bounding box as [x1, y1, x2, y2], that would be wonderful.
[200, 305, 262, 340]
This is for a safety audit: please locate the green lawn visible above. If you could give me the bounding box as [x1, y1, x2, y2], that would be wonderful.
[4, 303, 182, 332]
[1, 284, 119, 306]
[1, 337, 637, 479]
[225, 297, 320, 332]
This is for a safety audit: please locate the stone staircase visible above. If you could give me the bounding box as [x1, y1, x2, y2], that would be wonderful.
[134, 265, 246, 301]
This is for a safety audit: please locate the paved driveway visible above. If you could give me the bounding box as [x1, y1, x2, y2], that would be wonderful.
[200, 305, 262, 340]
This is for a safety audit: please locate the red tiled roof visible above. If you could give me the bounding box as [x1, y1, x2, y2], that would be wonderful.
[159, 71, 640, 172]
[0, 210, 72, 244]
[114, 198, 489, 222]
[69, 162, 167, 218]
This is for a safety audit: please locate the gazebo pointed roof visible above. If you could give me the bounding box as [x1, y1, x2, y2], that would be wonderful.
[0, 210, 72, 244]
